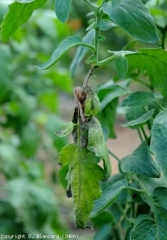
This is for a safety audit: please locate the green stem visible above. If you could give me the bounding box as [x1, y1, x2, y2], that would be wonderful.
[117, 204, 132, 225]
[134, 78, 152, 90]
[112, 224, 123, 240]
[140, 126, 149, 143]
[83, 67, 94, 87]
[96, 55, 117, 68]
[83, 0, 98, 14]
[93, 11, 102, 63]
[137, 128, 144, 142]
[78, 43, 95, 51]
[152, 100, 166, 110]
[109, 150, 121, 162]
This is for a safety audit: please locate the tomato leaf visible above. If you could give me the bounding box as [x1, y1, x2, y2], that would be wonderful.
[150, 110, 167, 181]
[121, 109, 155, 128]
[1, 0, 47, 42]
[88, 117, 112, 178]
[121, 141, 160, 178]
[103, 0, 159, 43]
[121, 92, 155, 107]
[91, 179, 128, 216]
[116, 56, 128, 79]
[55, 122, 75, 137]
[54, 0, 72, 22]
[36, 35, 94, 69]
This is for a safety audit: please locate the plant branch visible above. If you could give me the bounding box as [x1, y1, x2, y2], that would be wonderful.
[96, 55, 117, 68]
[109, 150, 121, 162]
[83, 0, 98, 14]
[137, 128, 144, 142]
[152, 100, 166, 110]
[140, 126, 149, 143]
[82, 66, 95, 87]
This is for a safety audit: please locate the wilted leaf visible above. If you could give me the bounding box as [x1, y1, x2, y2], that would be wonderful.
[88, 117, 112, 178]
[56, 122, 75, 137]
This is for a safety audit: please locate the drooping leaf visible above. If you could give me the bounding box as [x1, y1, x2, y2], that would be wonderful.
[68, 147, 105, 228]
[1, 0, 47, 42]
[121, 109, 155, 128]
[152, 187, 167, 239]
[70, 29, 95, 78]
[58, 144, 77, 166]
[98, 19, 117, 31]
[88, 117, 112, 178]
[91, 179, 128, 216]
[55, 122, 75, 137]
[116, 55, 128, 79]
[131, 218, 156, 240]
[121, 92, 155, 107]
[54, 0, 72, 22]
[121, 141, 160, 178]
[36, 35, 82, 69]
[103, 0, 159, 43]
[36, 35, 94, 69]
[150, 110, 167, 181]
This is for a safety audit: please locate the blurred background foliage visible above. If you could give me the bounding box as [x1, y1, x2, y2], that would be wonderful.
[0, 0, 166, 239]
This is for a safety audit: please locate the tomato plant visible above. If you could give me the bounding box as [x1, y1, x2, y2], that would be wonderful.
[1, 0, 167, 239]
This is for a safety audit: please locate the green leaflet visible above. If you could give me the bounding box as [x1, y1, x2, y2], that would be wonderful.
[36, 35, 82, 69]
[1, 0, 47, 42]
[91, 179, 128, 216]
[54, 0, 72, 23]
[103, 0, 159, 43]
[121, 109, 155, 128]
[121, 92, 155, 107]
[98, 19, 117, 31]
[58, 144, 78, 166]
[55, 122, 75, 137]
[88, 117, 112, 178]
[55, 0, 72, 22]
[121, 141, 160, 178]
[152, 187, 167, 239]
[116, 55, 128, 79]
[131, 218, 156, 240]
[150, 110, 167, 182]
[59, 145, 105, 228]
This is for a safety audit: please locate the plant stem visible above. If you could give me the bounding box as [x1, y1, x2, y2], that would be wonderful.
[109, 150, 121, 162]
[83, 66, 95, 87]
[152, 100, 166, 110]
[140, 126, 149, 143]
[117, 204, 132, 225]
[137, 128, 144, 142]
[93, 10, 102, 63]
[96, 55, 117, 68]
[112, 224, 123, 240]
[83, 0, 98, 14]
[78, 42, 95, 51]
